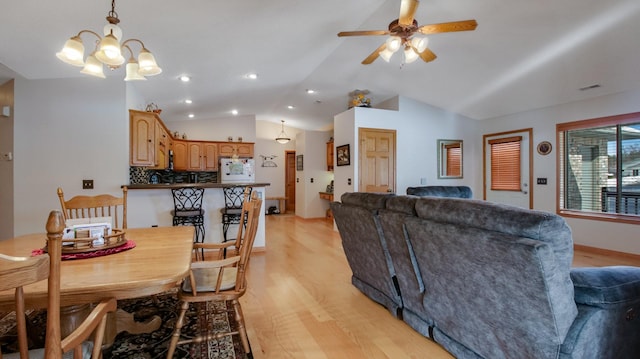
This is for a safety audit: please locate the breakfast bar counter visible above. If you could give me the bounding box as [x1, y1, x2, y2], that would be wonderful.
[126, 182, 270, 190]
[125, 182, 269, 250]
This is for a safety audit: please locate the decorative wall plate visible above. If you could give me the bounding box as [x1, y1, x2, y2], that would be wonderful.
[537, 141, 552, 155]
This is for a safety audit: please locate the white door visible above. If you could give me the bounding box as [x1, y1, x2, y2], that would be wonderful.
[484, 129, 532, 209]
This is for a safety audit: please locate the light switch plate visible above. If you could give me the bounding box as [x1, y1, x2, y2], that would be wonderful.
[1, 106, 9, 117]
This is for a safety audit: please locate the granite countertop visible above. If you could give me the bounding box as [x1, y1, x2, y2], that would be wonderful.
[126, 182, 270, 190]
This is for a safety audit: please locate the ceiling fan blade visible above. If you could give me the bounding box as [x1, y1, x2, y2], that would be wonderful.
[338, 30, 390, 37]
[418, 48, 437, 63]
[399, 0, 420, 26]
[362, 43, 387, 65]
[418, 19, 478, 34]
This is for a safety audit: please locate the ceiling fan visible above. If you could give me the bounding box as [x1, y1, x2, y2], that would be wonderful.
[337, 0, 477, 64]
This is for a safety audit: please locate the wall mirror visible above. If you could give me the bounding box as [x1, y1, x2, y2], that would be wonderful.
[437, 139, 463, 179]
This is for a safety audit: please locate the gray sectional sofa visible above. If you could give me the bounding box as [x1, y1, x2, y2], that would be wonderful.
[330, 192, 640, 359]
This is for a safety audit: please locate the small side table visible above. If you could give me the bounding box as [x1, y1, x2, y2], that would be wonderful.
[319, 192, 334, 219]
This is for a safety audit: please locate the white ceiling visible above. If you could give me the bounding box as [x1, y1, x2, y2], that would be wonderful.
[1, 0, 640, 131]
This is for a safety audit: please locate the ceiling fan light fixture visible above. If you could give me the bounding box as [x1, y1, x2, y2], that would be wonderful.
[386, 36, 402, 53]
[411, 36, 429, 53]
[379, 48, 395, 62]
[404, 47, 419, 64]
[275, 120, 291, 144]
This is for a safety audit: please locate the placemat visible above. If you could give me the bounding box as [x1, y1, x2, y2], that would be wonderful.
[31, 240, 136, 260]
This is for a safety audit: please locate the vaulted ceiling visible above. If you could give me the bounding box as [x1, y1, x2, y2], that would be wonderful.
[1, 0, 639, 131]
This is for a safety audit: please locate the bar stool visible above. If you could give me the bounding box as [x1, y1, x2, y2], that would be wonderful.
[171, 187, 205, 244]
[220, 186, 252, 243]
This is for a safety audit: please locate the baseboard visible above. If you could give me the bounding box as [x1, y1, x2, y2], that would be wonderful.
[574, 244, 640, 260]
[252, 246, 266, 253]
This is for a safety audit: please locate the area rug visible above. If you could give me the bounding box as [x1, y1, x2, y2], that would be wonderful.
[0, 292, 250, 359]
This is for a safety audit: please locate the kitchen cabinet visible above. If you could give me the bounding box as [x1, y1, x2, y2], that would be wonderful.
[172, 140, 188, 171]
[326, 140, 334, 171]
[154, 120, 171, 169]
[187, 141, 219, 171]
[130, 111, 155, 166]
[218, 142, 254, 158]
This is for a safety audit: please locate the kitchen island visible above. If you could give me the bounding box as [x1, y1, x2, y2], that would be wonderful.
[126, 182, 269, 250]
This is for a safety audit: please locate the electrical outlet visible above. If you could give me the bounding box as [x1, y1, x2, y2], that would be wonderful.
[82, 179, 94, 189]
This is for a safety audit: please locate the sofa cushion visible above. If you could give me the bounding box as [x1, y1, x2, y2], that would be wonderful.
[571, 266, 640, 308]
[340, 192, 395, 211]
[330, 193, 402, 316]
[404, 215, 578, 359]
[414, 197, 574, 273]
[406, 186, 472, 198]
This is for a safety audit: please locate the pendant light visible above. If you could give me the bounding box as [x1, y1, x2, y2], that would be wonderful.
[275, 120, 291, 144]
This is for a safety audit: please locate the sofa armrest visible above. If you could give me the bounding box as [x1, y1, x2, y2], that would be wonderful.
[570, 266, 640, 309]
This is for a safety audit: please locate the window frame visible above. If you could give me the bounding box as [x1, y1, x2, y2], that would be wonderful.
[557, 111, 640, 225]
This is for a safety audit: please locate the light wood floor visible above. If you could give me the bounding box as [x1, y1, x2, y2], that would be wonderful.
[242, 214, 640, 359]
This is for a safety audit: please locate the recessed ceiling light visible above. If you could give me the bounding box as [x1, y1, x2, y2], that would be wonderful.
[179, 75, 191, 82]
[231, 109, 238, 115]
[188, 113, 194, 118]
[184, 99, 193, 104]
[287, 105, 295, 109]
[306, 89, 315, 94]
[245, 73, 258, 80]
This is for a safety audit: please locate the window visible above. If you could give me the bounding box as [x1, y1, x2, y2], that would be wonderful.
[445, 143, 461, 177]
[558, 112, 640, 223]
[489, 136, 522, 191]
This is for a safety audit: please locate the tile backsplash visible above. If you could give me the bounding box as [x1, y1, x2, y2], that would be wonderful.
[129, 167, 217, 184]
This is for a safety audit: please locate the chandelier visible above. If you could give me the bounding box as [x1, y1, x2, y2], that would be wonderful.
[275, 120, 291, 144]
[56, 0, 162, 81]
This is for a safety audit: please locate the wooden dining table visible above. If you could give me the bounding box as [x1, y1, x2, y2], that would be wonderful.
[0, 225, 194, 342]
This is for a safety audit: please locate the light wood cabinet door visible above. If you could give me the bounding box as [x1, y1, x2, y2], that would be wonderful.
[154, 121, 170, 169]
[326, 140, 334, 171]
[172, 140, 188, 171]
[187, 142, 203, 171]
[218, 142, 254, 158]
[130, 111, 155, 166]
[203, 143, 218, 171]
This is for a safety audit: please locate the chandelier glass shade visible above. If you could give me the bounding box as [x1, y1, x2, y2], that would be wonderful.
[275, 120, 291, 144]
[56, 0, 161, 81]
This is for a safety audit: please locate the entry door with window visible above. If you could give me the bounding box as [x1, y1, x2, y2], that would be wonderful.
[484, 129, 532, 208]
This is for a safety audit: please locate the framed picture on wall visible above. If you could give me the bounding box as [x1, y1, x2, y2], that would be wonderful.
[296, 155, 303, 171]
[337, 144, 350, 166]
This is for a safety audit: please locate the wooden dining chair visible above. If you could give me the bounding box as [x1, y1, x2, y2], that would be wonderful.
[166, 196, 263, 358]
[57, 187, 128, 229]
[0, 210, 117, 359]
[0, 254, 49, 359]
